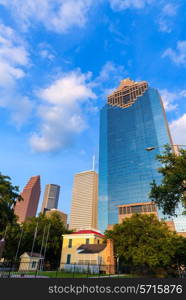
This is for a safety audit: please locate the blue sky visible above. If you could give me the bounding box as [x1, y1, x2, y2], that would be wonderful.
[0, 0, 186, 218]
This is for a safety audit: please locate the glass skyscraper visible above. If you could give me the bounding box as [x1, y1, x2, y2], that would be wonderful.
[98, 79, 174, 233]
[41, 184, 60, 213]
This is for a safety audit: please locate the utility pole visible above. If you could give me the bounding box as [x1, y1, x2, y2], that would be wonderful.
[31, 222, 38, 257]
[43, 224, 51, 260]
[39, 225, 46, 258]
[15, 227, 24, 261]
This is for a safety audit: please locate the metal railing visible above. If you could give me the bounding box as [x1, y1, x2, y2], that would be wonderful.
[0, 261, 183, 278]
[0, 261, 117, 278]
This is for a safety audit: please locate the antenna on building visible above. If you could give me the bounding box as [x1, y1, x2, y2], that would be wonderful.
[92, 155, 95, 171]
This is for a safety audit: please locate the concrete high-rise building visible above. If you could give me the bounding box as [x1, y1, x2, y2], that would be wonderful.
[41, 184, 60, 213]
[14, 176, 41, 223]
[69, 171, 98, 231]
[98, 78, 174, 232]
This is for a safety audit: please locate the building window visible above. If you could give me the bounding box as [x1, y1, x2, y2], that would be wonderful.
[146, 205, 151, 212]
[151, 204, 156, 212]
[123, 207, 126, 214]
[131, 205, 142, 213]
[143, 205, 147, 212]
[98, 256, 102, 265]
[86, 239, 89, 245]
[66, 254, 71, 264]
[68, 239, 72, 248]
[126, 206, 131, 214]
[31, 261, 37, 269]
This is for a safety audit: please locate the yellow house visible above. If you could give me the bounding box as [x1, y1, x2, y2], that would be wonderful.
[60, 230, 115, 274]
[19, 252, 43, 271]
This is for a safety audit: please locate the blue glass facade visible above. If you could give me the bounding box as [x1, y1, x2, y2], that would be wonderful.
[98, 86, 172, 233]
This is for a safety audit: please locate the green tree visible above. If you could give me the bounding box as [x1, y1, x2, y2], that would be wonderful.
[4, 212, 70, 267]
[105, 214, 185, 275]
[1, 223, 22, 259]
[149, 145, 186, 216]
[0, 172, 22, 233]
[171, 234, 186, 266]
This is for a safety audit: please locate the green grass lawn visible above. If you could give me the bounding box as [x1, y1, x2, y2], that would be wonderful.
[2, 271, 140, 278]
[7, 270, 139, 278]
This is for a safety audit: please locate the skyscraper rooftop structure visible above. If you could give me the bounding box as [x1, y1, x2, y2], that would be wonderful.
[14, 175, 41, 223]
[41, 184, 60, 213]
[69, 170, 98, 231]
[45, 209, 67, 228]
[98, 78, 174, 232]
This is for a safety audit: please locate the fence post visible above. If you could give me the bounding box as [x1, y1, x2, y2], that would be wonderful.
[8, 261, 12, 278]
[59, 263, 62, 278]
[87, 264, 89, 278]
[35, 261, 39, 278]
[177, 261, 181, 278]
[55, 268, 58, 278]
[73, 263, 76, 278]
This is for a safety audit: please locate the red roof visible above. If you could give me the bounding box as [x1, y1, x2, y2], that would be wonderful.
[73, 230, 105, 237]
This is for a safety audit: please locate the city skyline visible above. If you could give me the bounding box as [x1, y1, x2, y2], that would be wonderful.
[0, 0, 186, 217]
[3, 75, 186, 231]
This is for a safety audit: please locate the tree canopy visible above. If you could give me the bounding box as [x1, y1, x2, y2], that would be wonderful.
[3, 212, 70, 267]
[149, 145, 186, 216]
[105, 214, 186, 274]
[0, 172, 22, 233]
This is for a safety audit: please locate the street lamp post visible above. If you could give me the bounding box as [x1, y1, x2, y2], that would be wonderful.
[145, 145, 186, 151]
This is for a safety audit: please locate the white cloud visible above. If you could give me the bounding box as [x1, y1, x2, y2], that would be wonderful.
[158, 19, 173, 33]
[39, 71, 95, 105]
[109, 0, 153, 11]
[30, 70, 96, 152]
[159, 89, 178, 111]
[157, 3, 178, 33]
[93, 61, 126, 99]
[0, 88, 34, 128]
[0, 22, 32, 126]
[180, 90, 186, 97]
[0, 45, 28, 66]
[30, 62, 125, 152]
[160, 88, 186, 112]
[0, 23, 29, 86]
[94, 61, 126, 86]
[108, 1, 178, 33]
[162, 41, 186, 66]
[38, 42, 56, 61]
[170, 114, 186, 145]
[162, 3, 177, 17]
[0, 0, 94, 33]
[97, 61, 122, 82]
[39, 50, 55, 61]
[0, 61, 25, 86]
[9, 96, 34, 128]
